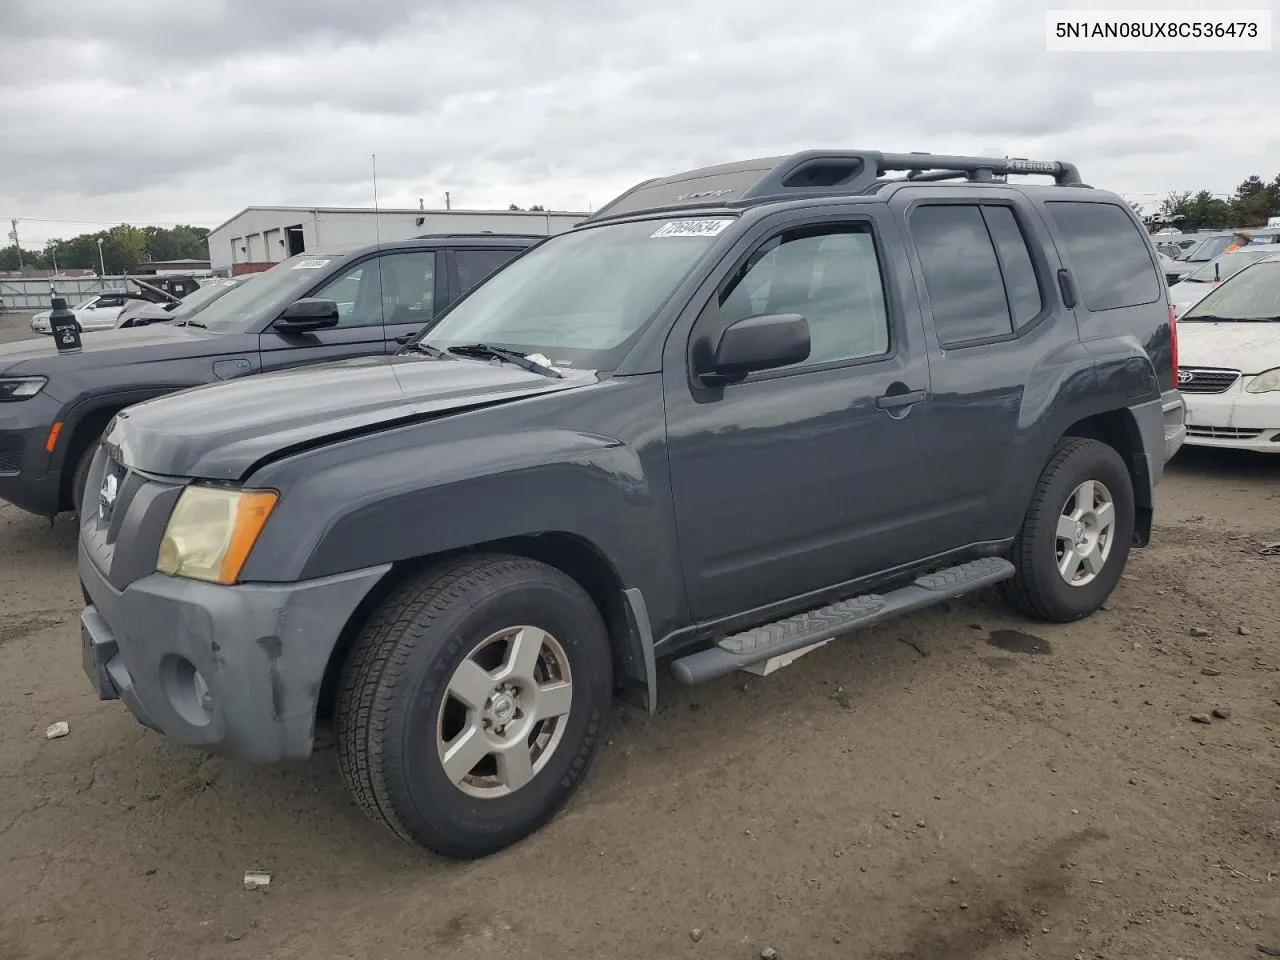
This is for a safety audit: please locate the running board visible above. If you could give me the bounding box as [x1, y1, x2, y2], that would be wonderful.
[670, 557, 1015, 685]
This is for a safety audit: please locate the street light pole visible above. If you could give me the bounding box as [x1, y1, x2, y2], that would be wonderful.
[96, 238, 106, 278]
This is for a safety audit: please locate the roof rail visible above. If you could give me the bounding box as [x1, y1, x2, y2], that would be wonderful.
[583, 150, 1084, 224]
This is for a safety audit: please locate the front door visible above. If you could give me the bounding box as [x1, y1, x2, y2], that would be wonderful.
[663, 214, 936, 623]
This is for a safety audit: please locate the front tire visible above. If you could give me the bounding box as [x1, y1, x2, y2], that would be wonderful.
[1003, 437, 1134, 622]
[336, 554, 613, 858]
[70, 438, 101, 518]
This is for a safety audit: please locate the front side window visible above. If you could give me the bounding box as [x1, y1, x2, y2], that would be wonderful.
[314, 262, 382, 327]
[718, 224, 890, 367]
[418, 218, 727, 371]
[1046, 201, 1161, 311]
[377, 251, 437, 325]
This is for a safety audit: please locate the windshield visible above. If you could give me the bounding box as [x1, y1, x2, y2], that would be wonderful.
[416, 217, 732, 370]
[195, 255, 340, 331]
[171, 278, 247, 318]
[74, 296, 97, 310]
[1183, 260, 1280, 321]
[1184, 248, 1276, 283]
[1183, 235, 1233, 262]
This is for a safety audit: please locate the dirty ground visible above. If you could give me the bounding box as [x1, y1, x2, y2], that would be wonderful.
[1, 315, 1278, 959]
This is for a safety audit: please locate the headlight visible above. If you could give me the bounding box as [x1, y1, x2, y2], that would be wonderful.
[1245, 367, 1280, 395]
[156, 485, 279, 584]
[0, 377, 48, 401]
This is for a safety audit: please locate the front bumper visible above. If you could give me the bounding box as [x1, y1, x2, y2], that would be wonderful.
[79, 543, 390, 762]
[0, 392, 65, 516]
[1183, 381, 1280, 453]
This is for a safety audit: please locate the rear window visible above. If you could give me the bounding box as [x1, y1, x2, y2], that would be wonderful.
[1046, 201, 1161, 311]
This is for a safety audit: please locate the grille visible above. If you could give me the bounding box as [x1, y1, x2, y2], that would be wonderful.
[0, 439, 21, 474]
[1187, 426, 1264, 440]
[1177, 367, 1240, 394]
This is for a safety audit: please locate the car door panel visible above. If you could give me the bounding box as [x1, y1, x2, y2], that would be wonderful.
[662, 209, 936, 623]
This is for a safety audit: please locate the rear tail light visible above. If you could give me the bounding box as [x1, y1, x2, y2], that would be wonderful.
[1168, 302, 1179, 385]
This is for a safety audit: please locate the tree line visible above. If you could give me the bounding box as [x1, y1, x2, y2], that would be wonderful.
[0, 224, 210, 273]
[1152, 173, 1280, 231]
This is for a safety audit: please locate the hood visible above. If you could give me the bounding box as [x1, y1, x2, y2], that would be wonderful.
[0, 323, 229, 376]
[105, 353, 595, 480]
[1168, 279, 1215, 314]
[1177, 320, 1280, 372]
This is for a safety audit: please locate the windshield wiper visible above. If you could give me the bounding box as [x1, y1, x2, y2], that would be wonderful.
[181, 319, 207, 328]
[1179, 277, 1209, 284]
[445, 343, 563, 379]
[1180, 314, 1250, 322]
[399, 339, 450, 359]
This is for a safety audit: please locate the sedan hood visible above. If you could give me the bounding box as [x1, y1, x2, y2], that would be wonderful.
[1177, 320, 1280, 372]
[105, 354, 594, 480]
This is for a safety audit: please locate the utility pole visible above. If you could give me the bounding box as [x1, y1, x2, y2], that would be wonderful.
[96, 237, 106, 278]
[8, 219, 22, 271]
[444, 191, 451, 211]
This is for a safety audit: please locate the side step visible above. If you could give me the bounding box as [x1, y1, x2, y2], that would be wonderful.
[670, 557, 1015, 685]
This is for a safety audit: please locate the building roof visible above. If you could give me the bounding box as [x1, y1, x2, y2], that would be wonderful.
[207, 205, 590, 236]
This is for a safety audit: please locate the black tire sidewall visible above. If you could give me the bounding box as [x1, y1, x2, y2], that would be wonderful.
[71, 440, 100, 517]
[383, 571, 611, 856]
[1026, 442, 1134, 619]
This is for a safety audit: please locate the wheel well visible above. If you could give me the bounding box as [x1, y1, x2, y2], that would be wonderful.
[1062, 409, 1153, 546]
[59, 407, 119, 511]
[314, 533, 633, 725]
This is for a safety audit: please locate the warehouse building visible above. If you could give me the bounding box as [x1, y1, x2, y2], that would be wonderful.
[205, 205, 588, 274]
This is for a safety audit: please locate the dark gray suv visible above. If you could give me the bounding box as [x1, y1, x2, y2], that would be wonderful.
[77, 150, 1186, 859]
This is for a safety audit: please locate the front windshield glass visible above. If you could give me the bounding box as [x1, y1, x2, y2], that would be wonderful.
[171, 278, 246, 319]
[417, 217, 732, 371]
[1184, 235, 1233, 262]
[195, 255, 339, 331]
[74, 296, 97, 310]
[1184, 249, 1276, 283]
[1183, 260, 1280, 321]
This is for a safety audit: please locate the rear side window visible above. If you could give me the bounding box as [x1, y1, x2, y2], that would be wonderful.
[1046, 201, 1161, 311]
[982, 206, 1042, 326]
[456, 248, 524, 295]
[909, 205, 1013, 346]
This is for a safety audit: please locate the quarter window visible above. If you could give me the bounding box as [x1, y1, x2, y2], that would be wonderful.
[1046, 201, 1161, 311]
[718, 224, 890, 368]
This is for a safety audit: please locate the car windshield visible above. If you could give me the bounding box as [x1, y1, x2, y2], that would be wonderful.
[74, 296, 97, 310]
[1183, 248, 1276, 283]
[194, 255, 341, 332]
[1183, 235, 1233, 262]
[170, 278, 247, 319]
[1182, 260, 1280, 321]
[415, 217, 732, 371]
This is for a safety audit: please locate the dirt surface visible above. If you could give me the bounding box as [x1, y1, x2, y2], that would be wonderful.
[2, 312, 1279, 959]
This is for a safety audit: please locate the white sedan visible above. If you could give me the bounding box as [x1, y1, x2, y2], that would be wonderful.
[1176, 252, 1280, 453]
[29, 292, 133, 334]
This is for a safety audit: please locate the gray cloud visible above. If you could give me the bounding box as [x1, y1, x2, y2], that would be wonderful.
[0, 0, 1275, 246]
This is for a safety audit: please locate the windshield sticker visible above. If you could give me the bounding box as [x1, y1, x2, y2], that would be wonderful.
[291, 258, 331, 269]
[650, 219, 733, 239]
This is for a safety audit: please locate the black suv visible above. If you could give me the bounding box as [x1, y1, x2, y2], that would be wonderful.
[77, 150, 1185, 858]
[0, 234, 540, 518]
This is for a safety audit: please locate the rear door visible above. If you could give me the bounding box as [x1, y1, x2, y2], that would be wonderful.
[890, 187, 1077, 547]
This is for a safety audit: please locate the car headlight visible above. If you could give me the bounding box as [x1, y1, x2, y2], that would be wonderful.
[1245, 367, 1280, 395]
[156, 485, 279, 584]
[0, 376, 48, 401]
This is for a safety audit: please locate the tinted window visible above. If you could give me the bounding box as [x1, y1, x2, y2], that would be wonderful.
[378, 250, 437, 325]
[456, 248, 523, 295]
[910, 205, 1012, 346]
[1047, 201, 1161, 311]
[315, 262, 382, 327]
[719, 224, 889, 367]
[982, 206, 1043, 326]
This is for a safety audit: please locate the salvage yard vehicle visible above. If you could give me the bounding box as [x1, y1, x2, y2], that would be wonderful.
[0, 234, 540, 519]
[29, 290, 148, 334]
[1168, 245, 1280, 315]
[114, 275, 254, 328]
[77, 150, 1185, 859]
[1175, 251, 1280, 453]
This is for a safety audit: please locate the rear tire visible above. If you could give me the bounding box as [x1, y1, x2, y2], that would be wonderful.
[1002, 437, 1134, 623]
[335, 554, 613, 859]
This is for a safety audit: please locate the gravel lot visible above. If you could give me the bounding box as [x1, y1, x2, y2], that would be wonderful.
[1, 312, 1278, 960]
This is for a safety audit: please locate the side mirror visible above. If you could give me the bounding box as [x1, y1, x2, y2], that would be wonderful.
[702, 313, 810, 384]
[275, 298, 340, 333]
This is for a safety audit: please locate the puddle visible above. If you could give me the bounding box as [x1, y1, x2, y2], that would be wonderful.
[987, 629, 1052, 655]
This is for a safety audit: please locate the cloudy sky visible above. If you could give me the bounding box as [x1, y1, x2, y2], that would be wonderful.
[1, 0, 1276, 248]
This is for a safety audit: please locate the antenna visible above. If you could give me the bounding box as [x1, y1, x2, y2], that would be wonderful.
[371, 153, 382, 245]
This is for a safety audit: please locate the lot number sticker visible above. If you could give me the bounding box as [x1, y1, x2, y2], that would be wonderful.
[651, 219, 733, 238]
[291, 258, 331, 269]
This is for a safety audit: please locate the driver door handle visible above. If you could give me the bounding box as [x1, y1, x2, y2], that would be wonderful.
[876, 389, 927, 410]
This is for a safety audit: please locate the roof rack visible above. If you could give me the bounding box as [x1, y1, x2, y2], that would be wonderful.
[583, 150, 1085, 224]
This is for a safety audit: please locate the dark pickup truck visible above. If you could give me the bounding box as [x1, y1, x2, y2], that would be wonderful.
[0, 234, 542, 518]
[78, 150, 1185, 859]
